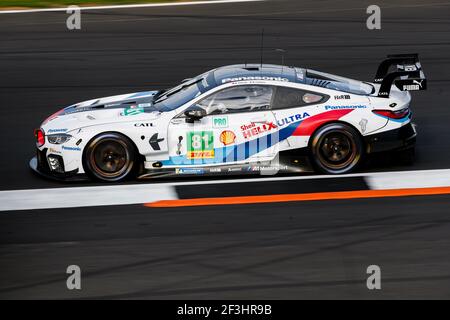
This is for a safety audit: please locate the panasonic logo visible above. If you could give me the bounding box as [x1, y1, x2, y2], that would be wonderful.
[221, 76, 289, 83]
[62, 146, 81, 151]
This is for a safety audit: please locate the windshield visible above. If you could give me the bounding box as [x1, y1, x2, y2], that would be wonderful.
[152, 79, 203, 112]
[152, 70, 215, 112]
[306, 69, 374, 95]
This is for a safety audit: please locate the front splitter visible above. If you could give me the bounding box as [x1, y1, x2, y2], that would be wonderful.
[29, 156, 88, 182]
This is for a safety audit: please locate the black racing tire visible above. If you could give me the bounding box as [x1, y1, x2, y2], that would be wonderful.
[84, 132, 138, 182]
[309, 123, 363, 174]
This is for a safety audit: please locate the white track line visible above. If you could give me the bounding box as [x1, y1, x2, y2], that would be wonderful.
[0, 184, 177, 211]
[0, 0, 264, 14]
[1, 168, 450, 212]
[365, 169, 450, 190]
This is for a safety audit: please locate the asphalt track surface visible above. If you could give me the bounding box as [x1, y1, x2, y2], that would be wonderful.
[1, 0, 450, 299]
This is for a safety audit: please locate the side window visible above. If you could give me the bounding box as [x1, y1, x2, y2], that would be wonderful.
[194, 85, 273, 115]
[272, 86, 325, 110]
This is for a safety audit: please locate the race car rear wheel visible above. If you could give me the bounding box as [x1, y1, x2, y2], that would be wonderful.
[84, 133, 137, 182]
[310, 123, 363, 174]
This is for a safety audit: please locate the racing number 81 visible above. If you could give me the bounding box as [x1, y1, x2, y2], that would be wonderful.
[187, 131, 214, 159]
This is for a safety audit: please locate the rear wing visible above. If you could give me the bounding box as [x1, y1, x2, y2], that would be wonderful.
[374, 53, 427, 98]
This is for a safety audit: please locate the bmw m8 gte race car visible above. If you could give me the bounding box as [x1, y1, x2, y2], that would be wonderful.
[31, 54, 426, 182]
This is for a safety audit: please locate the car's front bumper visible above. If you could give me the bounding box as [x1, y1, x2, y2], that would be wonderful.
[365, 122, 417, 153]
[30, 149, 86, 181]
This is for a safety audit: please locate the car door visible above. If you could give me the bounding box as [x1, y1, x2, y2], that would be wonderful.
[166, 111, 213, 167]
[167, 84, 278, 167]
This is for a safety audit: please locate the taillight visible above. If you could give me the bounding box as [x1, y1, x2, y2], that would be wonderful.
[372, 108, 410, 119]
[34, 129, 45, 147]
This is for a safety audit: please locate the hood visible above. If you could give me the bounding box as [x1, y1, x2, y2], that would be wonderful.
[41, 90, 163, 133]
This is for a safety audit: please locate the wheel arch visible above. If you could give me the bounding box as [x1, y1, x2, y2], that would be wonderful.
[306, 120, 366, 151]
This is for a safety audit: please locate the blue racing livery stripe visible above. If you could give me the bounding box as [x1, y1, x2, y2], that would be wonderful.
[161, 119, 304, 166]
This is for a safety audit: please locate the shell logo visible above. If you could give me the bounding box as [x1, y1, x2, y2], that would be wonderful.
[220, 130, 236, 146]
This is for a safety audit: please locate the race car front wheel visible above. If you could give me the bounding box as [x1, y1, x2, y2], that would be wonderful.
[84, 133, 137, 182]
[310, 123, 363, 174]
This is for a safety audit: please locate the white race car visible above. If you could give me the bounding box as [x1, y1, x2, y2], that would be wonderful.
[31, 54, 426, 181]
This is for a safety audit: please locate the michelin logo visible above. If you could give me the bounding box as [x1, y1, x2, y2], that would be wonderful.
[175, 168, 205, 175]
[325, 105, 367, 110]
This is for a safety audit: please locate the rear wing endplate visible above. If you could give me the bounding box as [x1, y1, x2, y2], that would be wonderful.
[374, 53, 426, 98]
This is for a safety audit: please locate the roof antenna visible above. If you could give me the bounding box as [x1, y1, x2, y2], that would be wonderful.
[260, 28, 264, 69]
[275, 48, 286, 73]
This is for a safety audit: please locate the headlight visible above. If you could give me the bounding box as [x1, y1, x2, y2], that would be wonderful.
[47, 134, 72, 144]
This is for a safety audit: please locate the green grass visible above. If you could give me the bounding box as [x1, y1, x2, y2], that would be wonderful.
[0, 0, 189, 8]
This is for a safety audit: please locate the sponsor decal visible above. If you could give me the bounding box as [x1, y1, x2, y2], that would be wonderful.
[334, 94, 351, 100]
[134, 123, 153, 127]
[176, 136, 183, 156]
[219, 130, 236, 146]
[175, 168, 205, 175]
[122, 105, 144, 116]
[276, 113, 310, 127]
[62, 146, 81, 151]
[138, 103, 152, 108]
[402, 80, 423, 91]
[252, 165, 289, 171]
[187, 131, 214, 159]
[404, 65, 417, 72]
[149, 133, 164, 151]
[65, 106, 92, 115]
[222, 76, 289, 84]
[208, 167, 222, 173]
[325, 105, 367, 110]
[47, 128, 68, 133]
[359, 119, 368, 133]
[49, 148, 61, 154]
[212, 116, 228, 128]
[241, 122, 277, 139]
[227, 167, 242, 172]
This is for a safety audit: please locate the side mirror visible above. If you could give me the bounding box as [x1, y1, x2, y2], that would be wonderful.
[184, 107, 206, 123]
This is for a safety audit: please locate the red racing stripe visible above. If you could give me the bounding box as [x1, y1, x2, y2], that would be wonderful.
[292, 109, 354, 136]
